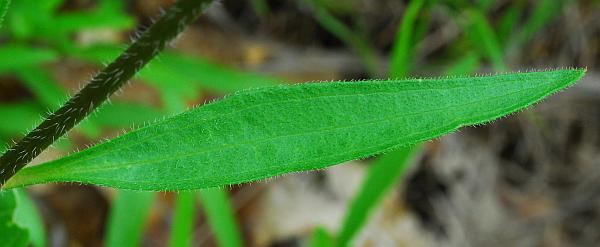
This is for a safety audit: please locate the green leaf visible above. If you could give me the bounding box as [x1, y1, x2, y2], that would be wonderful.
[87, 102, 166, 128]
[0, 0, 10, 27]
[336, 145, 420, 247]
[497, 0, 525, 46]
[444, 52, 480, 76]
[302, 0, 379, 76]
[105, 191, 154, 247]
[13, 189, 46, 247]
[15, 67, 65, 109]
[198, 188, 242, 247]
[514, 0, 570, 47]
[389, 0, 426, 78]
[310, 227, 334, 247]
[4, 69, 586, 191]
[0, 190, 29, 247]
[72, 45, 282, 94]
[0, 101, 43, 136]
[168, 191, 197, 247]
[0, 44, 58, 73]
[463, 8, 506, 71]
[156, 53, 282, 94]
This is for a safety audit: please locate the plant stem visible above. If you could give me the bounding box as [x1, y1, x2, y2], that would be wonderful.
[0, 0, 213, 186]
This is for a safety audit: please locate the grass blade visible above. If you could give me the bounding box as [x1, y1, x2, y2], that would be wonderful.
[336, 145, 421, 247]
[0, 44, 58, 73]
[302, 0, 379, 76]
[310, 227, 334, 247]
[0, 0, 9, 27]
[168, 192, 197, 247]
[444, 52, 480, 76]
[0, 102, 43, 136]
[389, 0, 426, 78]
[4, 69, 586, 191]
[514, 0, 570, 47]
[198, 188, 242, 247]
[105, 191, 154, 247]
[14, 67, 65, 109]
[463, 8, 506, 71]
[13, 189, 46, 247]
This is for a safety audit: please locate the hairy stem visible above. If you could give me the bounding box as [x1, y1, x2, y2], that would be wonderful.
[0, 0, 213, 186]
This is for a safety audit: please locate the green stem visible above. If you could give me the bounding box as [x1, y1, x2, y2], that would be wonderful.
[0, 0, 213, 186]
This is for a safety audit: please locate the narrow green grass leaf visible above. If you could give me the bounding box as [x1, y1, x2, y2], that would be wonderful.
[157, 53, 282, 94]
[0, 190, 29, 247]
[389, 0, 425, 78]
[14, 189, 46, 247]
[515, 0, 570, 47]
[168, 192, 197, 247]
[198, 188, 242, 247]
[444, 52, 480, 76]
[0, 0, 10, 27]
[463, 8, 506, 71]
[72, 45, 282, 94]
[88, 102, 166, 128]
[105, 191, 154, 247]
[4, 69, 585, 191]
[0, 44, 58, 73]
[310, 227, 334, 247]
[336, 145, 420, 247]
[15, 67, 65, 109]
[302, 0, 379, 76]
[497, 0, 525, 46]
[0, 102, 42, 136]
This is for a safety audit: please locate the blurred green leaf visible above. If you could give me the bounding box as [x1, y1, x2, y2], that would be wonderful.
[105, 191, 154, 247]
[477, 0, 494, 10]
[390, 0, 426, 78]
[0, 0, 10, 27]
[14, 189, 46, 247]
[310, 227, 333, 247]
[463, 8, 506, 71]
[515, 0, 570, 46]
[0, 190, 29, 247]
[88, 102, 165, 128]
[73, 45, 282, 95]
[198, 188, 242, 247]
[0, 44, 58, 73]
[336, 145, 420, 247]
[169, 192, 196, 247]
[14, 67, 64, 109]
[497, 0, 525, 46]
[444, 52, 480, 76]
[52, 5, 134, 34]
[0, 101, 42, 136]
[157, 53, 282, 93]
[302, 0, 379, 76]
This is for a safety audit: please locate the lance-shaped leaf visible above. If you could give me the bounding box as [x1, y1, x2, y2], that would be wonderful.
[4, 69, 585, 191]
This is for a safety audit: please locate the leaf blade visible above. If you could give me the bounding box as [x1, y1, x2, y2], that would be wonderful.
[198, 188, 242, 247]
[336, 145, 421, 247]
[105, 191, 154, 247]
[4, 69, 586, 191]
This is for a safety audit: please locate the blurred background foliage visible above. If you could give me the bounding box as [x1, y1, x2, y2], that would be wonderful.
[0, 0, 598, 246]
